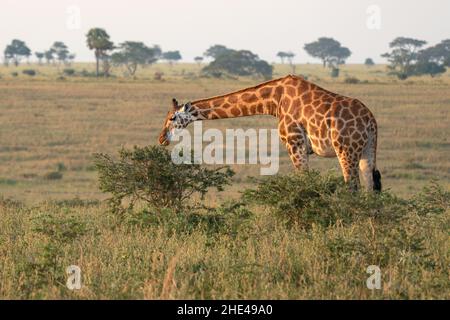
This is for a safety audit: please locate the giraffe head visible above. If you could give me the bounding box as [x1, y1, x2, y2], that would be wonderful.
[158, 98, 195, 146]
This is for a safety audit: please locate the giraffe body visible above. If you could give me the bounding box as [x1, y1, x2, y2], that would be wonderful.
[159, 75, 381, 191]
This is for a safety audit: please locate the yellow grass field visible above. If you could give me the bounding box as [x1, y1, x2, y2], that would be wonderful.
[0, 63, 449, 201]
[0, 63, 449, 299]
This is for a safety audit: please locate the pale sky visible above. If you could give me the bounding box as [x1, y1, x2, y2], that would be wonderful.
[0, 0, 449, 64]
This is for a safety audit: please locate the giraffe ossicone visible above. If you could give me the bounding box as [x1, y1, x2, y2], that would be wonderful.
[158, 75, 382, 191]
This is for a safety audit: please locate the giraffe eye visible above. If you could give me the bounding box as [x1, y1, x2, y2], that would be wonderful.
[169, 115, 176, 121]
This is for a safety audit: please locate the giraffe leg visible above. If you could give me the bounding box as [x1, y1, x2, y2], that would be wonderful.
[359, 157, 374, 192]
[279, 120, 310, 171]
[334, 147, 361, 191]
[286, 140, 309, 171]
[360, 127, 381, 192]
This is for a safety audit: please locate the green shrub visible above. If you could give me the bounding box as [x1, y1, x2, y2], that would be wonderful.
[409, 181, 450, 216]
[44, 171, 63, 180]
[20, 213, 88, 293]
[331, 68, 340, 78]
[32, 213, 88, 242]
[56, 162, 67, 172]
[125, 201, 252, 238]
[22, 69, 37, 76]
[243, 171, 409, 228]
[50, 197, 100, 208]
[11, 72, 18, 77]
[94, 145, 234, 213]
[63, 68, 75, 76]
[344, 77, 361, 84]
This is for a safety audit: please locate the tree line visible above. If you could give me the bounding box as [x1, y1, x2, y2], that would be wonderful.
[2, 28, 449, 80]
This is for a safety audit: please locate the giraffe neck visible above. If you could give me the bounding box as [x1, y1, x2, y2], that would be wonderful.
[189, 79, 286, 120]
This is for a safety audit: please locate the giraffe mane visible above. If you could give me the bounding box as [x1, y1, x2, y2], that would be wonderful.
[191, 75, 297, 106]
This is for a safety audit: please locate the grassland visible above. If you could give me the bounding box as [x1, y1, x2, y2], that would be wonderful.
[0, 63, 449, 299]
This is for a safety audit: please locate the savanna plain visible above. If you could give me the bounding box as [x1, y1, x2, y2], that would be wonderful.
[0, 63, 449, 299]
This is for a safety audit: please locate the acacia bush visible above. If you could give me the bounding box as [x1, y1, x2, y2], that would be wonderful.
[19, 213, 89, 294]
[63, 68, 76, 76]
[243, 171, 448, 229]
[94, 146, 234, 213]
[22, 69, 36, 76]
[125, 200, 253, 239]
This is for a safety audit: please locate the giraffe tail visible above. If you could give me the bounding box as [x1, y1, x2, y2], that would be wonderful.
[370, 117, 381, 192]
[372, 169, 382, 192]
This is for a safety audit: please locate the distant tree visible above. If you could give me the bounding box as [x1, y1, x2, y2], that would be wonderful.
[3, 52, 8, 66]
[194, 56, 204, 66]
[364, 58, 375, 66]
[35, 52, 44, 65]
[67, 54, 76, 65]
[414, 61, 446, 77]
[162, 51, 182, 65]
[100, 54, 112, 77]
[304, 37, 351, 68]
[4, 39, 31, 66]
[276, 51, 288, 64]
[381, 37, 427, 80]
[327, 46, 351, 69]
[51, 41, 70, 65]
[86, 28, 114, 77]
[44, 49, 55, 65]
[277, 51, 296, 73]
[111, 42, 160, 76]
[284, 52, 295, 65]
[204, 45, 232, 59]
[203, 49, 273, 79]
[418, 39, 450, 67]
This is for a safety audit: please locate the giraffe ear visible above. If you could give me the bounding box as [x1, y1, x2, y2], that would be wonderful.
[182, 102, 192, 113]
[172, 98, 180, 110]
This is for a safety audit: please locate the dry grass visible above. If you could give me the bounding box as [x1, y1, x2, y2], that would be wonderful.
[0, 63, 448, 202]
[0, 63, 449, 299]
[0, 193, 448, 299]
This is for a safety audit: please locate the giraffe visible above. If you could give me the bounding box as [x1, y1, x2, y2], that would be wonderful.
[158, 75, 381, 191]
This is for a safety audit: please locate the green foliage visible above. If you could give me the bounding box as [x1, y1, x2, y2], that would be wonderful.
[162, 51, 182, 63]
[204, 45, 232, 59]
[413, 61, 446, 77]
[344, 76, 361, 84]
[32, 213, 88, 242]
[330, 67, 340, 78]
[35, 52, 44, 64]
[276, 51, 295, 65]
[4, 39, 31, 66]
[50, 197, 100, 208]
[18, 213, 88, 294]
[51, 41, 71, 64]
[382, 37, 448, 79]
[304, 37, 351, 68]
[86, 28, 114, 77]
[22, 69, 36, 76]
[111, 42, 161, 75]
[124, 200, 253, 239]
[365, 58, 375, 66]
[86, 28, 114, 53]
[381, 37, 428, 80]
[419, 39, 450, 67]
[244, 171, 410, 229]
[409, 181, 450, 216]
[44, 171, 63, 180]
[63, 68, 76, 76]
[194, 56, 204, 65]
[203, 46, 273, 79]
[44, 50, 54, 64]
[94, 145, 234, 213]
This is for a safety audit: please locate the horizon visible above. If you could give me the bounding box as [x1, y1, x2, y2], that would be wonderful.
[1, 0, 449, 64]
